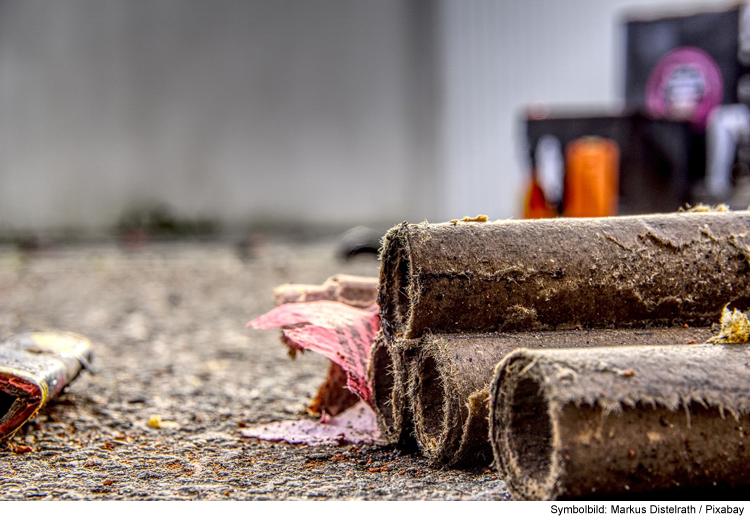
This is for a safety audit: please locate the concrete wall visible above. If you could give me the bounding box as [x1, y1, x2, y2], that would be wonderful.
[0, 0, 436, 233]
[0, 0, 737, 233]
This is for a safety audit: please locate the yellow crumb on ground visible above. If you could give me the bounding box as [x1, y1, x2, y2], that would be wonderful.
[147, 414, 181, 429]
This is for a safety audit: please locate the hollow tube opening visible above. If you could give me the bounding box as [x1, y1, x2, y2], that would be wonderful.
[508, 376, 553, 486]
[379, 233, 412, 336]
[416, 354, 446, 443]
[371, 342, 395, 429]
[0, 390, 16, 420]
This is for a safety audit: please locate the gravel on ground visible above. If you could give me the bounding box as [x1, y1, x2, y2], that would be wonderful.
[0, 238, 510, 500]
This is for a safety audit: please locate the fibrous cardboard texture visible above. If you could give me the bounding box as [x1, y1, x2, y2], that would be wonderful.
[410, 327, 713, 468]
[274, 274, 378, 308]
[367, 331, 419, 447]
[379, 211, 750, 339]
[491, 344, 750, 499]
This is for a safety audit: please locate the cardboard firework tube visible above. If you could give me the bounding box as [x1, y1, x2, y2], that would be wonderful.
[0, 331, 92, 442]
[378, 211, 750, 339]
[410, 327, 714, 468]
[490, 344, 750, 500]
[274, 274, 378, 309]
[367, 330, 419, 446]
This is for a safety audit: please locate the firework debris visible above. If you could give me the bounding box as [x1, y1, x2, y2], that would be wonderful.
[378, 211, 750, 339]
[0, 331, 93, 442]
[707, 305, 750, 344]
[409, 326, 714, 468]
[491, 344, 750, 500]
[273, 274, 378, 308]
[270, 275, 377, 415]
[367, 330, 417, 447]
[246, 276, 381, 447]
[249, 300, 379, 404]
[241, 401, 380, 446]
[249, 210, 750, 500]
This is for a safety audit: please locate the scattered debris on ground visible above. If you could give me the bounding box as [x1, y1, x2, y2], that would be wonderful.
[0, 241, 509, 500]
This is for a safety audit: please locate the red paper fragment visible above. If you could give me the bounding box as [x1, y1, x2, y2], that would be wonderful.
[0, 374, 42, 440]
[240, 401, 381, 446]
[248, 301, 380, 404]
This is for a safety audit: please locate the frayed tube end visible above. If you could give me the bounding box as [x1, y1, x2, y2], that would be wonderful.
[369, 335, 400, 444]
[378, 224, 415, 339]
[491, 354, 556, 500]
[410, 347, 462, 465]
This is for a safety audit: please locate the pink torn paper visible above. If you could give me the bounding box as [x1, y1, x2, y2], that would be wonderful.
[248, 300, 380, 405]
[241, 401, 381, 446]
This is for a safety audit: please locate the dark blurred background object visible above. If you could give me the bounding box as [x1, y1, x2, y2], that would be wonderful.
[336, 226, 382, 260]
[523, 3, 750, 218]
[525, 112, 698, 215]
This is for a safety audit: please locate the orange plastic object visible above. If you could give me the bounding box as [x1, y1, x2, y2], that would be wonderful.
[523, 177, 557, 219]
[563, 137, 619, 217]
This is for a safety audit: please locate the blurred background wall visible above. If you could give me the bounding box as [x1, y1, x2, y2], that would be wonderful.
[0, 0, 735, 234]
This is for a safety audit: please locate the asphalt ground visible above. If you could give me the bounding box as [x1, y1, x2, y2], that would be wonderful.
[0, 238, 509, 500]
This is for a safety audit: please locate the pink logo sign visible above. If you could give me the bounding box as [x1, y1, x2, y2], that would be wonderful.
[645, 46, 724, 129]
